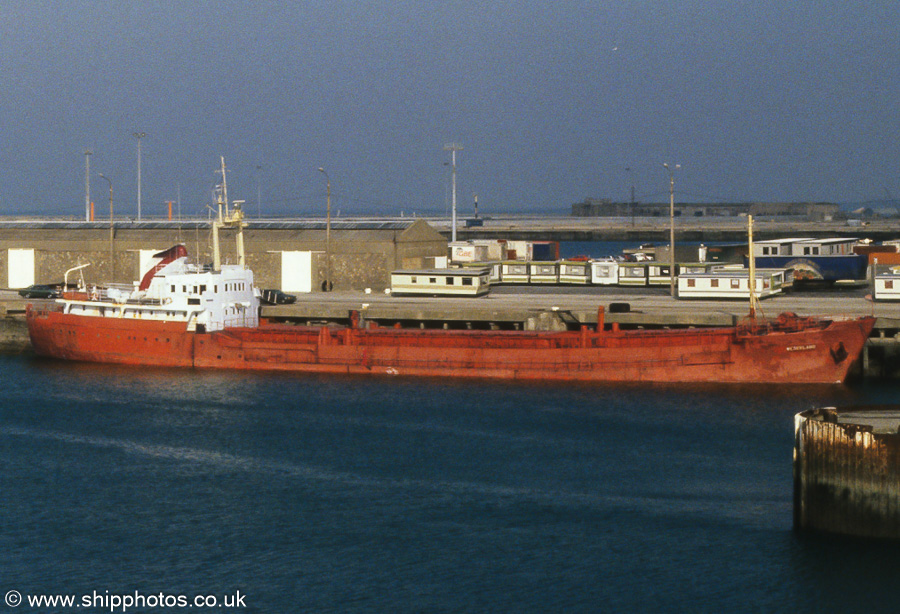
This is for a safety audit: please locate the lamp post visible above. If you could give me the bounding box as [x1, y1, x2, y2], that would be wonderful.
[98, 173, 114, 279]
[256, 165, 262, 218]
[625, 166, 635, 227]
[84, 150, 92, 221]
[663, 163, 680, 297]
[443, 143, 463, 243]
[317, 167, 332, 292]
[133, 131, 146, 220]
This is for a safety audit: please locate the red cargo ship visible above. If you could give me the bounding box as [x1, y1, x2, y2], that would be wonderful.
[24, 163, 876, 384]
[27, 299, 874, 384]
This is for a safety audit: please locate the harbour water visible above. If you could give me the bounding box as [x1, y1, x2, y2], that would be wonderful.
[2, 353, 900, 612]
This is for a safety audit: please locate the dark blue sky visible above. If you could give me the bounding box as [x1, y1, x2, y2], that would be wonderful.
[2, 1, 898, 218]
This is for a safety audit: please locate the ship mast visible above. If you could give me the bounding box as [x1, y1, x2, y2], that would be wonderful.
[212, 156, 246, 270]
[747, 214, 762, 319]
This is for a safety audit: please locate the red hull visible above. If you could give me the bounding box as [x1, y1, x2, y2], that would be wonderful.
[26, 305, 875, 384]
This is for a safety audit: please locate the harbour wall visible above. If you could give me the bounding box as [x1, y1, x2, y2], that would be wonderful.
[794, 407, 900, 539]
[0, 220, 447, 292]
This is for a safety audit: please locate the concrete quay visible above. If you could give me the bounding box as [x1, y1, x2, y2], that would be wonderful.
[263, 286, 890, 327]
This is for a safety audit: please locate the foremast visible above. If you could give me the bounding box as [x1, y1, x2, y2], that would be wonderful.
[747, 214, 762, 319]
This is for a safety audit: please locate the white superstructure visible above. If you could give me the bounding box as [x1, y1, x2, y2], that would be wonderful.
[63, 257, 260, 332]
[54, 157, 260, 332]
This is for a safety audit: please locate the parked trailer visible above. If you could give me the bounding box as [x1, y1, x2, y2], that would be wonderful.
[617, 262, 650, 286]
[448, 242, 491, 264]
[590, 259, 619, 286]
[678, 268, 787, 299]
[678, 263, 718, 275]
[646, 263, 675, 286]
[459, 261, 502, 283]
[499, 261, 530, 284]
[558, 260, 591, 284]
[873, 265, 900, 301]
[751, 238, 867, 283]
[449, 240, 507, 263]
[617, 261, 685, 286]
[754, 237, 859, 257]
[530, 262, 559, 284]
[391, 268, 491, 297]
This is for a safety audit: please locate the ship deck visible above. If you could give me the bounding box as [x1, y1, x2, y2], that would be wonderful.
[260, 285, 896, 331]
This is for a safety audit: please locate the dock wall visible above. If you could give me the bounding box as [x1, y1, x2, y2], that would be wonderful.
[0, 221, 448, 292]
[794, 407, 900, 539]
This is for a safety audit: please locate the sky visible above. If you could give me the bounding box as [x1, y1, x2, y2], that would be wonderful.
[1, 0, 898, 219]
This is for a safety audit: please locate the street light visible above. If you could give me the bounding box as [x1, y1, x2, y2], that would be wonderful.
[625, 166, 635, 227]
[317, 167, 332, 292]
[98, 173, 114, 279]
[84, 150, 92, 221]
[443, 143, 463, 243]
[133, 131, 146, 220]
[256, 165, 263, 218]
[663, 162, 680, 297]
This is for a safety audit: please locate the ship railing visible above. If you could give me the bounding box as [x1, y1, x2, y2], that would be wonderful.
[93, 283, 136, 303]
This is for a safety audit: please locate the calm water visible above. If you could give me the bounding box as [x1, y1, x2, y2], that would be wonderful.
[2, 354, 900, 613]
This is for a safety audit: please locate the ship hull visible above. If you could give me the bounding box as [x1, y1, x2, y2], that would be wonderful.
[26, 305, 875, 384]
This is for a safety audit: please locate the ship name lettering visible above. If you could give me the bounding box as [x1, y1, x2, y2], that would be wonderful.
[786, 344, 816, 352]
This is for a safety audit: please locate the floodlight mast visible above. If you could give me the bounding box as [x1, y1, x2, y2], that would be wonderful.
[444, 143, 463, 243]
[663, 162, 680, 297]
[133, 132, 146, 220]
